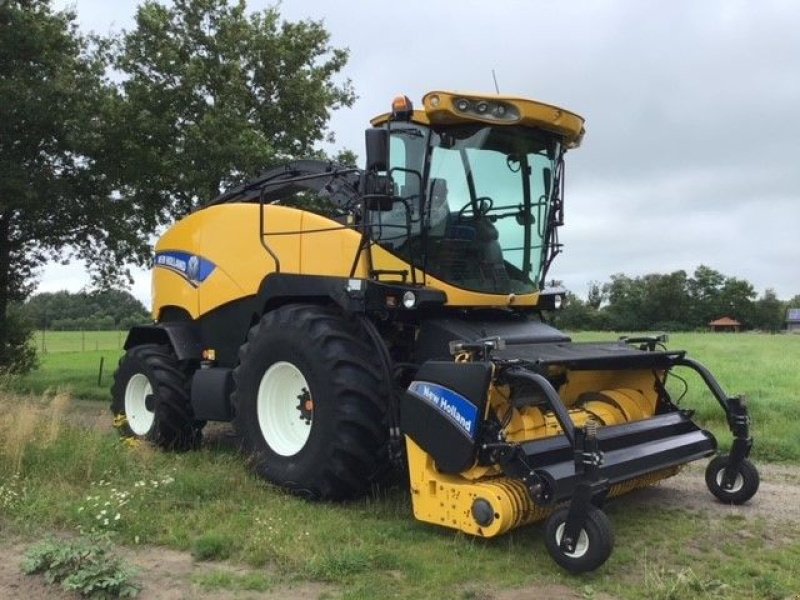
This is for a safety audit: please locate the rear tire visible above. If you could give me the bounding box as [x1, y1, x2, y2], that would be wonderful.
[232, 304, 389, 500]
[110, 344, 201, 450]
[705, 455, 759, 504]
[544, 507, 614, 573]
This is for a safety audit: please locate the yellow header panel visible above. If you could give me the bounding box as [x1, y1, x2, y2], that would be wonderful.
[370, 91, 585, 148]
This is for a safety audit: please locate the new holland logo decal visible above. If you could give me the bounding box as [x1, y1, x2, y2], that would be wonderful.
[154, 251, 216, 287]
[407, 381, 478, 439]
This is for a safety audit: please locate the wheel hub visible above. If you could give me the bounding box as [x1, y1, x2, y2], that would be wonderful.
[124, 373, 155, 436]
[257, 361, 314, 456]
[554, 522, 590, 558]
[296, 388, 313, 424]
[716, 469, 744, 493]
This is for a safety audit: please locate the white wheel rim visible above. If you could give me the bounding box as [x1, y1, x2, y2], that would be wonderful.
[257, 361, 313, 456]
[125, 373, 155, 436]
[554, 522, 590, 558]
[716, 469, 744, 493]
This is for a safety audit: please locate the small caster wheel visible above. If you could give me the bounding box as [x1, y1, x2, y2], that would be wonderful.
[544, 507, 614, 573]
[705, 455, 760, 504]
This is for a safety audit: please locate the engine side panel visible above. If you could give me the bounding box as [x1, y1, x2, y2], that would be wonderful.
[154, 204, 304, 320]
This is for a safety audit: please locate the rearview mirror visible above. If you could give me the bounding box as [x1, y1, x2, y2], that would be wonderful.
[365, 129, 389, 172]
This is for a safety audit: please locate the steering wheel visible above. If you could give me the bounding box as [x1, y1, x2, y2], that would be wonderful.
[456, 196, 494, 221]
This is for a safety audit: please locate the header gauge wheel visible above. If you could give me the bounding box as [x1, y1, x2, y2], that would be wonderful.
[705, 455, 759, 505]
[232, 304, 389, 500]
[544, 507, 614, 573]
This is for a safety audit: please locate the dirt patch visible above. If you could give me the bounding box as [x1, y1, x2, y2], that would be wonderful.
[613, 461, 800, 524]
[489, 583, 615, 599]
[0, 541, 78, 600]
[0, 534, 335, 600]
[124, 545, 333, 600]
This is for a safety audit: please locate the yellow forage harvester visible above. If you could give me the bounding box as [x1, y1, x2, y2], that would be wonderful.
[111, 90, 759, 572]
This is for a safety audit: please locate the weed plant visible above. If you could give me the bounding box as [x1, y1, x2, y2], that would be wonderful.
[23, 535, 139, 599]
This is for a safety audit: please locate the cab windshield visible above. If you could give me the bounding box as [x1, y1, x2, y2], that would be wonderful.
[372, 123, 562, 294]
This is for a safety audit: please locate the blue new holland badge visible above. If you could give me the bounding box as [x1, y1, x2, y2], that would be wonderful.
[407, 381, 478, 439]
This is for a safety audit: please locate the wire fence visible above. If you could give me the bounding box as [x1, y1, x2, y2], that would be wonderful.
[36, 330, 126, 354]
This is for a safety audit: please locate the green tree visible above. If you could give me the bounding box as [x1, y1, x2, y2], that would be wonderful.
[753, 289, 785, 332]
[641, 271, 690, 330]
[602, 271, 691, 331]
[552, 292, 610, 331]
[24, 290, 150, 330]
[687, 265, 726, 327]
[551, 293, 589, 331]
[586, 281, 606, 310]
[604, 273, 647, 331]
[718, 276, 756, 328]
[1, 0, 355, 372]
[0, 0, 124, 372]
[109, 0, 356, 218]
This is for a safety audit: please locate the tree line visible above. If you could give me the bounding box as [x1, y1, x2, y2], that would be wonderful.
[551, 265, 798, 332]
[1, 0, 354, 373]
[21, 290, 150, 331]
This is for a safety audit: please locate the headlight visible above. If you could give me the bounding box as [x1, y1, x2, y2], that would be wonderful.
[452, 97, 519, 121]
[402, 291, 417, 309]
[455, 98, 471, 112]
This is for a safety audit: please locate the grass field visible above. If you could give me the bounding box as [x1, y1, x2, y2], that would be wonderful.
[9, 331, 125, 401]
[33, 330, 127, 353]
[10, 329, 800, 461]
[1, 392, 798, 599]
[2, 331, 800, 598]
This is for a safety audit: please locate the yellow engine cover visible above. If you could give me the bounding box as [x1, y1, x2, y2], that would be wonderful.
[152, 203, 554, 321]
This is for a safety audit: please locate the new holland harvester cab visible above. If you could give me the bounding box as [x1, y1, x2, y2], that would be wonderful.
[113, 91, 759, 572]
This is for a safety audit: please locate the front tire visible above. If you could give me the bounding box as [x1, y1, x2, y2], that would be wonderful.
[544, 507, 614, 573]
[232, 304, 389, 500]
[705, 455, 760, 504]
[110, 344, 201, 450]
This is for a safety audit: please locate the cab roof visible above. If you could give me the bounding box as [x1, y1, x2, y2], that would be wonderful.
[370, 91, 585, 148]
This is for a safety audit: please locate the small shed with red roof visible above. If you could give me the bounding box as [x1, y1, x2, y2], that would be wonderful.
[709, 317, 741, 333]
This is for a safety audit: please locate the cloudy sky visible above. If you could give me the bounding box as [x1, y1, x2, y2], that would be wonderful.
[43, 0, 800, 305]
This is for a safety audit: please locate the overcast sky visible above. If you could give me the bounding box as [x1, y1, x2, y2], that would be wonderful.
[42, 0, 800, 305]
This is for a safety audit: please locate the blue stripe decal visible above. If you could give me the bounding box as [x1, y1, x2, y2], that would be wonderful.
[408, 381, 479, 439]
[155, 251, 216, 286]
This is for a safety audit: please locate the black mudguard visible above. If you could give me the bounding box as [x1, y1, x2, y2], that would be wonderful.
[124, 322, 202, 362]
